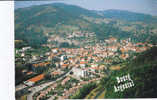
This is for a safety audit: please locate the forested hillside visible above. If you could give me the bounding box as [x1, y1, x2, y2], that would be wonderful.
[15, 3, 157, 48]
[100, 47, 157, 98]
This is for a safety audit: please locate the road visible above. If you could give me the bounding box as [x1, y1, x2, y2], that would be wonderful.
[27, 70, 71, 100]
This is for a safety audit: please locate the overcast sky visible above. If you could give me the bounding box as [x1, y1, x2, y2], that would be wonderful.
[15, 0, 157, 16]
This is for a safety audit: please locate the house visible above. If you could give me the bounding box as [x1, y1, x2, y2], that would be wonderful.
[32, 62, 50, 72]
[21, 53, 25, 57]
[107, 46, 118, 52]
[61, 63, 69, 69]
[55, 62, 60, 68]
[22, 46, 31, 51]
[26, 71, 33, 75]
[120, 54, 129, 60]
[51, 71, 61, 77]
[60, 55, 67, 61]
[32, 55, 37, 61]
[80, 61, 87, 68]
[91, 64, 98, 68]
[90, 67, 99, 72]
[105, 37, 117, 43]
[52, 48, 58, 54]
[110, 37, 117, 42]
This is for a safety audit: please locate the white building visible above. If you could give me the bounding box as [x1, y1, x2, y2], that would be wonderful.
[23, 81, 34, 86]
[21, 53, 25, 57]
[72, 68, 88, 78]
[32, 55, 37, 60]
[22, 46, 31, 51]
[91, 64, 98, 68]
[52, 49, 58, 54]
[60, 55, 67, 61]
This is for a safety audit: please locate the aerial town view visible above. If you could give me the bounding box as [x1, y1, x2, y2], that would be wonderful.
[15, 0, 157, 100]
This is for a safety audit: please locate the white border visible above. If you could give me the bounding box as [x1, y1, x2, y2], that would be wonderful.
[0, 1, 15, 100]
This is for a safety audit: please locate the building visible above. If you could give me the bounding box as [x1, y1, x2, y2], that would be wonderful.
[24, 74, 44, 86]
[52, 48, 58, 54]
[32, 62, 50, 72]
[91, 64, 98, 68]
[51, 71, 61, 77]
[80, 61, 87, 68]
[22, 46, 31, 51]
[72, 68, 88, 78]
[60, 55, 67, 61]
[61, 63, 69, 69]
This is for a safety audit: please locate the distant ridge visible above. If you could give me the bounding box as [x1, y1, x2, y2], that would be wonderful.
[15, 3, 157, 48]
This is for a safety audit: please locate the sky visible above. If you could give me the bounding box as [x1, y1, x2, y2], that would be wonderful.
[15, 0, 157, 16]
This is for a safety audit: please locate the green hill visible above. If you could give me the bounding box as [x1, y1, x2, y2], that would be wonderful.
[15, 3, 157, 48]
[98, 46, 157, 98]
[97, 9, 157, 23]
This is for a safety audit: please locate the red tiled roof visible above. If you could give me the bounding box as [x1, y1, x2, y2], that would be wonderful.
[28, 74, 44, 83]
[51, 71, 61, 75]
[26, 71, 33, 75]
[80, 61, 87, 64]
